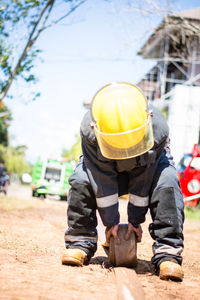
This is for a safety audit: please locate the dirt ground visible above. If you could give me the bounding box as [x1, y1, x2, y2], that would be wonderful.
[0, 184, 200, 300]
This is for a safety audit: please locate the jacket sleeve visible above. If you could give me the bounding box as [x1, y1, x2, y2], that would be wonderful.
[80, 113, 120, 228]
[127, 202, 148, 227]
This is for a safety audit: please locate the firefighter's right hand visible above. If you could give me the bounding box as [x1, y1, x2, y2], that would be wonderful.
[105, 224, 120, 245]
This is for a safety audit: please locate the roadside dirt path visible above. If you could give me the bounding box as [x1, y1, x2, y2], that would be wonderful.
[0, 184, 200, 300]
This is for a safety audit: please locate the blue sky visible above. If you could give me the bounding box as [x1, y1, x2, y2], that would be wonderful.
[4, 0, 200, 163]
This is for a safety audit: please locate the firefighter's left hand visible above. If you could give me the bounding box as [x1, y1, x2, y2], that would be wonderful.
[125, 222, 143, 242]
[105, 224, 120, 245]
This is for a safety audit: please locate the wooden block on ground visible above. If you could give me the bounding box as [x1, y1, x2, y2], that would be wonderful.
[114, 267, 145, 300]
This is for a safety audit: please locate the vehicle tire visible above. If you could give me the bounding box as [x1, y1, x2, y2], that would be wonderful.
[60, 195, 67, 201]
[32, 190, 37, 197]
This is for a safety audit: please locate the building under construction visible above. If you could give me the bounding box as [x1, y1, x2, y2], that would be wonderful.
[137, 8, 200, 164]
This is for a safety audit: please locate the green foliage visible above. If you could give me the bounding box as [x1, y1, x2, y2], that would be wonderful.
[185, 206, 200, 221]
[0, 102, 31, 178]
[0, 144, 32, 178]
[0, 103, 12, 146]
[0, 0, 49, 100]
[62, 133, 82, 162]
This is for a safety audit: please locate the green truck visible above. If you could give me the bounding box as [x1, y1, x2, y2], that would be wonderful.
[31, 158, 75, 200]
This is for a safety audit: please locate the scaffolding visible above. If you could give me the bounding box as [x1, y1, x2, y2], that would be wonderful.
[137, 8, 200, 104]
[137, 8, 200, 163]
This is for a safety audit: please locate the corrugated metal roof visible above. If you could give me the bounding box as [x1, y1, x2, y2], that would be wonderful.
[172, 8, 200, 20]
[138, 8, 200, 58]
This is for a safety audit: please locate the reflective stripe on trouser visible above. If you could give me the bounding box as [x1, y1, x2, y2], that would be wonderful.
[153, 243, 183, 256]
[65, 226, 98, 260]
[149, 151, 184, 269]
[65, 234, 98, 243]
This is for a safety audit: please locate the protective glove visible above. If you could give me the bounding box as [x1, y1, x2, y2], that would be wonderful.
[125, 222, 143, 242]
[105, 224, 120, 246]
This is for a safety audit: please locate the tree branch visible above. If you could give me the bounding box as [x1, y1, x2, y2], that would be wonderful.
[0, 0, 88, 102]
[39, 0, 88, 33]
[0, 0, 55, 102]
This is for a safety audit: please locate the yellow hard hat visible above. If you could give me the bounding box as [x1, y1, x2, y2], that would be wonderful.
[91, 82, 154, 159]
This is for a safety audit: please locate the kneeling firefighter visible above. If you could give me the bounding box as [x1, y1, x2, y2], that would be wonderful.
[62, 82, 184, 281]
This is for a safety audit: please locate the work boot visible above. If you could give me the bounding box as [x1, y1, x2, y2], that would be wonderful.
[62, 249, 87, 267]
[159, 261, 184, 281]
[102, 241, 110, 256]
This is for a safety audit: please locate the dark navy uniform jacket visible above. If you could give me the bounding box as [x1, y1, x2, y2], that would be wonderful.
[80, 105, 170, 228]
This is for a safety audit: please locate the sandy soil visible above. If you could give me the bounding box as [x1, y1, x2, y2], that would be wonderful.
[0, 184, 200, 300]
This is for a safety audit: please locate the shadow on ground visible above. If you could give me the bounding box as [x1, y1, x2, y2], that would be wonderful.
[89, 255, 154, 275]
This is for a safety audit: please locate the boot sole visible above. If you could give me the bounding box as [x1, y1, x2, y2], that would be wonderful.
[159, 270, 183, 281]
[62, 255, 83, 267]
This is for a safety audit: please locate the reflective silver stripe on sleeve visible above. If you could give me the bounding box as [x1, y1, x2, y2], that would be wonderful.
[96, 193, 118, 208]
[129, 194, 149, 207]
[65, 235, 98, 243]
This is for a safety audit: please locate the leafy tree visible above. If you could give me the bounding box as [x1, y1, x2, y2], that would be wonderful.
[0, 0, 87, 102]
[0, 102, 12, 146]
[0, 144, 32, 178]
[62, 133, 81, 162]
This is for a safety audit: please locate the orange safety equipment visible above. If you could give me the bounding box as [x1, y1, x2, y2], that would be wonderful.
[91, 82, 154, 159]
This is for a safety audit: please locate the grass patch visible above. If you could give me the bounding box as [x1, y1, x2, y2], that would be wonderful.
[184, 206, 200, 221]
[0, 195, 46, 211]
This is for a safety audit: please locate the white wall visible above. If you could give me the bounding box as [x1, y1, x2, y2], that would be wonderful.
[168, 85, 200, 165]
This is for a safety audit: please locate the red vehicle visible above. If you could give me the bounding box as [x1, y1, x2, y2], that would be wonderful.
[177, 144, 200, 207]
